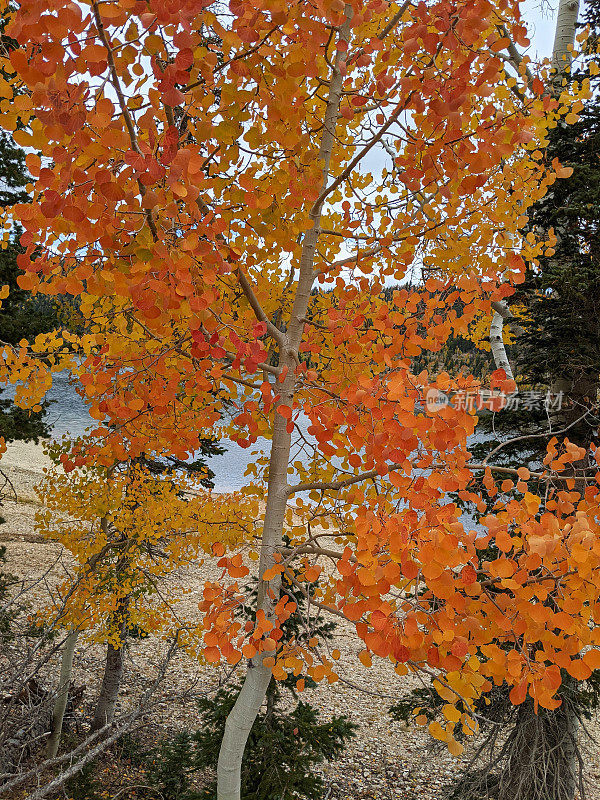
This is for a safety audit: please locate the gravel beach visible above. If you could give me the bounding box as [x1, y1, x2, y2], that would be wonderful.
[2, 440, 600, 799]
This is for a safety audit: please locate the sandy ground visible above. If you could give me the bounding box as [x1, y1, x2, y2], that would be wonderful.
[2, 440, 600, 799]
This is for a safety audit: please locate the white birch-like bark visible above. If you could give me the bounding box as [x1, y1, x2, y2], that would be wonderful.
[552, 0, 580, 74]
[215, 8, 354, 800]
[489, 0, 580, 380]
[489, 300, 514, 381]
[45, 630, 79, 758]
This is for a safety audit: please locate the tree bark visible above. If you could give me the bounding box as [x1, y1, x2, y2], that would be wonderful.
[489, 301, 515, 380]
[552, 0, 580, 75]
[496, 693, 579, 800]
[215, 8, 353, 800]
[90, 595, 129, 733]
[45, 629, 79, 758]
[90, 638, 126, 733]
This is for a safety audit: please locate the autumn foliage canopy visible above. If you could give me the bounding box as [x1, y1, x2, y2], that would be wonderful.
[0, 0, 598, 754]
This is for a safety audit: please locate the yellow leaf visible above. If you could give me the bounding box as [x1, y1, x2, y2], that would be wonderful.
[428, 721, 448, 741]
[448, 738, 464, 756]
[442, 704, 462, 723]
[556, 166, 573, 179]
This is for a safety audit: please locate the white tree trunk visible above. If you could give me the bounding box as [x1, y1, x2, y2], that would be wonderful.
[45, 629, 79, 758]
[490, 0, 580, 379]
[489, 301, 515, 381]
[552, 0, 580, 75]
[215, 8, 354, 800]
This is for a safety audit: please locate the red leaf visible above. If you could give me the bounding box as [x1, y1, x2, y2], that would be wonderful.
[277, 404, 292, 420]
[162, 86, 185, 106]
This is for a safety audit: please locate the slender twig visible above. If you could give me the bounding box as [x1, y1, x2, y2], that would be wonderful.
[91, 1, 159, 242]
[482, 410, 596, 465]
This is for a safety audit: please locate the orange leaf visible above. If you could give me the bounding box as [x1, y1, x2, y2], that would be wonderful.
[509, 680, 528, 705]
[358, 650, 372, 667]
[567, 659, 592, 681]
[583, 649, 600, 671]
[204, 646, 220, 664]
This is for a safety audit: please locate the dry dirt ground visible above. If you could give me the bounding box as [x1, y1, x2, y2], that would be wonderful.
[2, 440, 600, 800]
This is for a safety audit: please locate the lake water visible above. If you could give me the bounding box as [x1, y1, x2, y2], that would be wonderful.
[5, 372, 489, 512]
[5, 371, 266, 492]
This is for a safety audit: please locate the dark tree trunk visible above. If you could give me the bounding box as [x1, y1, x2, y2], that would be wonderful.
[90, 595, 129, 733]
[90, 638, 125, 733]
[496, 693, 579, 800]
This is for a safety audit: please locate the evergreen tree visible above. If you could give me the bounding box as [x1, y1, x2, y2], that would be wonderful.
[0, 7, 53, 442]
[144, 565, 356, 800]
[392, 8, 600, 798]
[513, 1, 600, 448]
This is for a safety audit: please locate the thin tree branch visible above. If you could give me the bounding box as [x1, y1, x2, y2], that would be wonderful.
[235, 264, 288, 347]
[283, 567, 347, 621]
[469, 462, 596, 482]
[286, 467, 381, 496]
[482, 410, 596, 465]
[8, 638, 181, 800]
[195, 196, 287, 347]
[309, 96, 413, 215]
[91, 0, 159, 243]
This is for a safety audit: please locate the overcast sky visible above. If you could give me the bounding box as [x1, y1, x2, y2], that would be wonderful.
[522, 0, 560, 59]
